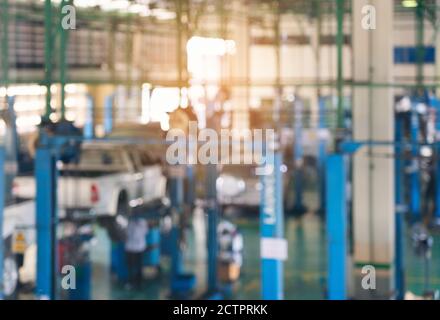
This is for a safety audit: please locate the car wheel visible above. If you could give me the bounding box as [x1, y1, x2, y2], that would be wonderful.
[3, 252, 19, 300]
[104, 194, 130, 243]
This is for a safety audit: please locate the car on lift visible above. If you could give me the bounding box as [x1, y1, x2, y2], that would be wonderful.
[14, 142, 167, 241]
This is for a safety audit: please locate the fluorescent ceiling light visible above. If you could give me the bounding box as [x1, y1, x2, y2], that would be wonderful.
[402, 0, 418, 8]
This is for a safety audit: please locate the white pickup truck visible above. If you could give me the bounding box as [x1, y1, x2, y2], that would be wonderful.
[14, 142, 167, 240]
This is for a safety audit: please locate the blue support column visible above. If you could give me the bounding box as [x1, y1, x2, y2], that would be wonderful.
[206, 163, 219, 295]
[326, 154, 347, 300]
[168, 166, 196, 296]
[83, 94, 94, 139]
[317, 97, 328, 216]
[103, 94, 114, 135]
[169, 174, 184, 279]
[261, 151, 285, 300]
[35, 147, 58, 299]
[410, 102, 421, 222]
[0, 148, 5, 299]
[432, 97, 440, 224]
[395, 114, 406, 300]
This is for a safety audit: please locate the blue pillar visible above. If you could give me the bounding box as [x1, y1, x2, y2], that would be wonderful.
[410, 103, 421, 222]
[206, 163, 219, 293]
[395, 114, 405, 300]
[0, 148, 5, 299]
[169, 171, 184, 282]
[83, 94, 94, 139]
[326, 154, 347, 300]
[432, 97, 440, 223]
[103, 94, 114, 135]
[35, 147, 58, 299]
[261, 152, 284, 300]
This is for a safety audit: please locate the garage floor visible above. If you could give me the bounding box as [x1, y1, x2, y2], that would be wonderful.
[89, 207, 440, 300]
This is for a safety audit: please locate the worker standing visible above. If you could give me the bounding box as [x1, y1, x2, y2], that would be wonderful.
[125, 216, 148, 290]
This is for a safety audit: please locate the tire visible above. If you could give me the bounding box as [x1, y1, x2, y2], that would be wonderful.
[103, 193, 130, 243]
[3, 251, 19, 300]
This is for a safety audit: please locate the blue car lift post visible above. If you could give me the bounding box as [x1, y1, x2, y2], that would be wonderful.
[35, 139, 59, 299]
[203, 163, 223, 300]
[326, 154, 347, 300]
[0, 148, 6, 299]
[395, 112, 406, 300]
[260, 151, 286, 300]
[409, 100, 422, 223]
[291, 99, 307, 215]
[327, 137, 419, 300]
[169, 165, 196, 298]
[35, 133, 91, 300]
[431, 97, 440, 226]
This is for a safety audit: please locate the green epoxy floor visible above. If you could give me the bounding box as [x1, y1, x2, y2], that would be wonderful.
[88, 207, 440, 300]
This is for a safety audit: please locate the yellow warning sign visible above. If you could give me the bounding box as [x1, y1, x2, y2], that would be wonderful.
[12, 231, 27, 254]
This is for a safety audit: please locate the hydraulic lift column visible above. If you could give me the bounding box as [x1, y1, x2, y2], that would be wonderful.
[35, 145, 58, 299]
[169, 165, 196, 297]
[326, 154, 347, 300]
[205, 163, 221, 299]
[260, 151, 286, 300]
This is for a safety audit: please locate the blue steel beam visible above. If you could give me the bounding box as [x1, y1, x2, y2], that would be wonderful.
[432, 97, 440, 223]
[409, 102, 421, 222]
[395, 114, 406, 300]
[35, 147, 58, 299]
[169, 171, 184, 286]
[206, 163, 219, 293]
[326, 154, 347, 300]
[260, 151, 284, 300]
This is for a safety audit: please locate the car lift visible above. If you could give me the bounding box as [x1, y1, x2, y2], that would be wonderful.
[260, 150, 286, 300]
[203, 163, 222, 300]
[326, 130, 440, 300]
[409, 98, 422, 222]
[35, 123, 85, 300]
[395, 111, 406, 300]
[326, 153, 347, 300]
[168, 164, 196, 298]
[430, 97, 440, 226]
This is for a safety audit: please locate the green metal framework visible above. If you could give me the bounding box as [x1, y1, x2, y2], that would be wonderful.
[0, 0, 437, 127]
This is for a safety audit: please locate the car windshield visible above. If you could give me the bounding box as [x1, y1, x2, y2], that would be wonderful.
[62, 147, 128, 172]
